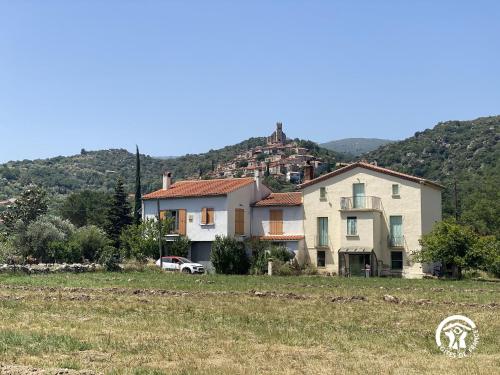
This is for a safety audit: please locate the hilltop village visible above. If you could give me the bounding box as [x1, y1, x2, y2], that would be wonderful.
[207, 123, 324, 183]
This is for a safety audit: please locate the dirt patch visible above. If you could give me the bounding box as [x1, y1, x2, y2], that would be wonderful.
[331, 295, 367, 303]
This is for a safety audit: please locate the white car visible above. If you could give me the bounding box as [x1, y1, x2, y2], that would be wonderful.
[156, 256, 205, 274]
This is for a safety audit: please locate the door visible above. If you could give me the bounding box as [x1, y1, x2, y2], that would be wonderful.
[353, 183, 365, 208]
[349, 254, 363, 276]
[389, 216, 403, 247]
[317, 217, 328, 247]
[269, 209, 283, 235]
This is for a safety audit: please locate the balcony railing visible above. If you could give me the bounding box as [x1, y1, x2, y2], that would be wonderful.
[315, 235, 330, 248]
[340, 196, 382, 211]
[388, 235, 405, 248]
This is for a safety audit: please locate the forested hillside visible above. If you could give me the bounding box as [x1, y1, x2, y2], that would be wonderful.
[364, 116, 499, 237]
[0, 137, 339, 201]
[321, 138, 394, 156]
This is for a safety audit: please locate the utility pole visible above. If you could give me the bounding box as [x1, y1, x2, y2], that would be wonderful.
[157, 198, 163, 269]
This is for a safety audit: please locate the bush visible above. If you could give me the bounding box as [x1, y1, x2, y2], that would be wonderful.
[211, 235, 249, 274]
[268, 245, 294, 262]
[169, 236, 191, 257]
[0, 240, 21, 264]
[248, 239, 269, 275]
[120, 219, 170, 262]
[15, 215, 75, 263]
[66, 225, 110, 262]
[99, 246, 122, 271]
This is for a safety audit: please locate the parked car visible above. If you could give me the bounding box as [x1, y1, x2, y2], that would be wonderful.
[155, 256, 205, 274]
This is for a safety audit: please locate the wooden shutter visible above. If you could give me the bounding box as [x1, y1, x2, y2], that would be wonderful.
[235, 208, 244, 235]
[201, 208, 207, 224]
[207, 208, 214, 224]
[178, 209, 187, 235]
[270, 209, 283, 235]
[159, 211, 166, 220]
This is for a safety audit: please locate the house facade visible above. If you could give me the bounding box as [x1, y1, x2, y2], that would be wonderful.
[298, 162, 443, 278]
[251, 192, 304, 254]
[142, 172, 271, 269]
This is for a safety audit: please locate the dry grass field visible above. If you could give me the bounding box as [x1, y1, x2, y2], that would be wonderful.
[0, 269, 498, 374]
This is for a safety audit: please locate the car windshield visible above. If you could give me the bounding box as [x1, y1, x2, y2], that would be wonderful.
[177, 257, 192, 263]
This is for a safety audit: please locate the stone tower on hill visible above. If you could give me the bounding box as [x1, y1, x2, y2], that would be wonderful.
[267, 122, 287, 145]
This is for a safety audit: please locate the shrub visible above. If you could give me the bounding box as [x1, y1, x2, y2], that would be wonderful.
[169, 236, 191, 257]
[268, 245, 294, 262]
[16, 216, 75, 263]
[120, 219, 171, 262]
[248, 239, 269, 275]
[67, 225, 110, 262]
[211, 235, 249, 274]
[0, 240, 21, 264]
[99, 246, 122, 271]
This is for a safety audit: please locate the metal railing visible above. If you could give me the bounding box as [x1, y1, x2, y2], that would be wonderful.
[340, 196, 382, 210]
[388, 235, 405, 248]
[315, 235, 330, 248]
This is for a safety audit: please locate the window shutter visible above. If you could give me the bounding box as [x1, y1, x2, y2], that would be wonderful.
[235, 208, 244, 235]
[159, 211, 166, 220]
[178, 209, 187, 235]
[270, 210, 283, 235]
[207, 208, 214, 224]
[201, 208, 207, 225]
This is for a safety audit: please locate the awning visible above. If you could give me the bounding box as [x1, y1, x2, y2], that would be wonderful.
[338, 247, 373, 254]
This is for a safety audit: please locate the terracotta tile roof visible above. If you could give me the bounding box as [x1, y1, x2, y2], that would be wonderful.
[253, 192, 302, 207]
[299, 162, 444, 190]
[142, 178, 255, 200]
[255, 235, 305, 241]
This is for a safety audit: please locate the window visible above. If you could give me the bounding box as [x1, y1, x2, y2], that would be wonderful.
[392, 184, 400, 197]
[317, 251, 326, 267]
[317, 217, 328, 247]
[389, 216, 403, 247]
[235, 208, 245, 235]
[353, 183, 365, 208]
[160, 210, 179, 232]
[159, 209, 186, 235]
[347, 217, 357, 235]
[269, 209, 283, 235]
[391, 251, 403, 270]
[320, 187, 327, 201]
[201, 207, 215, 225]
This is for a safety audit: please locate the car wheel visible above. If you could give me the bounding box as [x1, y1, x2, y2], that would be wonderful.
[182, 268, 191, 274]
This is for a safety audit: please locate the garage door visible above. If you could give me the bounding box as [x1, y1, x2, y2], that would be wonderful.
[190, 241, 213, 271]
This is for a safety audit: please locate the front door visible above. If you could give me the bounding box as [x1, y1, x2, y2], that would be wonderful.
[353, 183, 365, 208]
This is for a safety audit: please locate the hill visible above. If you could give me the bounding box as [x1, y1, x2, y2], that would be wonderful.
[321, 138, 395, 155]
[0, 137, 339, 202]
[363, 115, 499, 236]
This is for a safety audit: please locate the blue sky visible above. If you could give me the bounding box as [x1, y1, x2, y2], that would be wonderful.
[0, 1, 499, 162]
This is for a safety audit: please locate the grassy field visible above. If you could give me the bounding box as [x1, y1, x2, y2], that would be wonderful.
[0, 269, 498, 374]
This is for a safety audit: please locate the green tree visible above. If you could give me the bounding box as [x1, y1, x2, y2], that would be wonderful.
[105, 178, 132, 248]
[0, 186, 48, 230]
[416, 220, 479, 279]
[169, 236, 191, 257]
[60, 190, 110, 228]
[133, 145, 142, 225]
[120, 218, 171, 262]
[210, 235, 249, 274]
[66, 225, 110, 262]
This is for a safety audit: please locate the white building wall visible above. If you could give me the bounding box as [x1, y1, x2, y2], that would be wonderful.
[142, 196, 228, 241]
[251, 206, 304, 237]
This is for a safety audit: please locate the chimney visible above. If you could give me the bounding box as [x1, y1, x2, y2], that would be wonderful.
[162, 171, 172, 190]
[254, 169, 262, 192]
[303, 163, 314, 182]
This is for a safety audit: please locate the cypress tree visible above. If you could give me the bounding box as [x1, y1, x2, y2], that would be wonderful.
[133, 145, 142, 225]
[106, 178, 132, 247]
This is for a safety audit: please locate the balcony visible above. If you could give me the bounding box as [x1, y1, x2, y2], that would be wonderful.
[315, 235, 330, 249]
[340, 196, 382, 211]
[388, 235, 405, 248]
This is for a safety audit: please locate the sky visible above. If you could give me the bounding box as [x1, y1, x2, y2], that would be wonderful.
[0, 1, 499, 162]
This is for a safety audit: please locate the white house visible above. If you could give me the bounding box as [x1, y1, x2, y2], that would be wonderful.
[142, 172, 271, 268]
[251, 192, 304, 254]
[299, 162, 443, 278]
